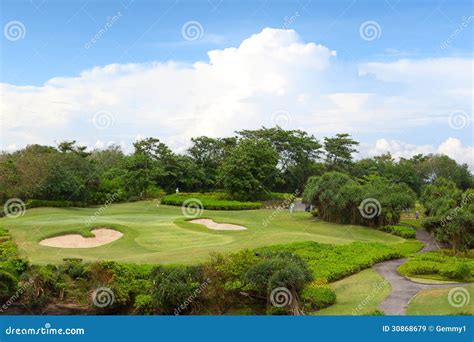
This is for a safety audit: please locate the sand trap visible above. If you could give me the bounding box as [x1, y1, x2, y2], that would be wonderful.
[40, 228, 123, 248]
[190, 219, 247, 231]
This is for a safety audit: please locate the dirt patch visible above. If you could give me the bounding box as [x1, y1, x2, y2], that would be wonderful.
[39, 228, 123, 248]
[190, 219, 247, 231]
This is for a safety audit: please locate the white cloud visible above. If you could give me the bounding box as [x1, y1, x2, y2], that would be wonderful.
[364, 137, 474, 170]
[0, 27, 472, 169]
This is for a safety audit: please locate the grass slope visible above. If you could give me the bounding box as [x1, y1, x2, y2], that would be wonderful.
[2, 201, 408, 265]
[313, 269, 390, 315]
[406, 285, 474, 315]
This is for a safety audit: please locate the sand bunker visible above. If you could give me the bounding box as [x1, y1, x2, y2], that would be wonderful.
[40, 228, 123, 248]
[190, 219, 247, 231]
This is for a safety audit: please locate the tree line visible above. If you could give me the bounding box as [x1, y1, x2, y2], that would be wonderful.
[1, 127, 472, 205]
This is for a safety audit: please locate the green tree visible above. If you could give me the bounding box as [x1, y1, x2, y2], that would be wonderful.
[218, 139, 279, 201]
[237, 127, 323, 192]
[323, 133, 359, 170]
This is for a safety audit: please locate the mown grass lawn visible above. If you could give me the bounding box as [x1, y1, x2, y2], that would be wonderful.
[313, 269, 390, 315]
[1, 201, 408, 264]
[406, 285, 474, 315]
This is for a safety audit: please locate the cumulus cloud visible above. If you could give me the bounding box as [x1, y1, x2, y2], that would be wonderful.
[0, 27, 472, 168]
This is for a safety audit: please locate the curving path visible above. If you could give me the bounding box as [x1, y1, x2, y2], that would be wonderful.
[374, 229, 463, 315]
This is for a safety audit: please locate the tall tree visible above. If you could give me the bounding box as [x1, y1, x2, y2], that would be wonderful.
[218, 139, 279, 201]
[323, 133, 359, 170]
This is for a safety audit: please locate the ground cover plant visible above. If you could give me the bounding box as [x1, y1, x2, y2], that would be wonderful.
[160, 192, 263, 210]
[259, 240, 421, 282]
[378, 225, 416, 239]
[397, 251, 474, 282]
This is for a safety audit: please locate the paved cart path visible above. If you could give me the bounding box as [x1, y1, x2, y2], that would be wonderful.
[374, 229, 465, 315]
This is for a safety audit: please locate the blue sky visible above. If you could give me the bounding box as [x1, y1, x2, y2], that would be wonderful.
[1, 0, 473, 167]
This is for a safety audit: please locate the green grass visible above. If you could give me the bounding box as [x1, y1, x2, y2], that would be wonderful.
[0, 201, 411, 265]
[406, 285, 474, 315]
[313, 269, 391, 315]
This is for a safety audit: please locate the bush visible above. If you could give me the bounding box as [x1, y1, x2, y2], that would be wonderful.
[440, 263, 471, 280]
[133, 294, 155, 314]
[379, 225, 416, 239]
[151, 265, 205, 315]
[258, 241, 406, 282]
[26, 199, 87, 209]
[161, 193, 262, 210]
[85, 261, 153, 311]
[398, 251, 474, 281]
[0, 269, 18, 302]
[301, 283, 336, 310]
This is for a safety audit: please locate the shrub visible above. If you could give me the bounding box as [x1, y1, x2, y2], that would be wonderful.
[379, 225, 416, 239]
[25, 199, 87, 208]
[258, 241, 405, 282]
[85, 261, 153, 311]
[398, 251, 474, 281]
[0, 269, 18, 302]
[133, 294, 154, 314]
[301, 283, 336, 310]
[151, 265, 205, 315]
[161, 193, 262, 210]
[368, 309, 385, 315]
[440, 263, 471, 280]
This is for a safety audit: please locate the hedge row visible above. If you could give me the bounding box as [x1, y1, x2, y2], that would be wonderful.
[397, 251, 474, 281]
[26, 199, 88, 208]
[257, 241, 417, 282]
[160, 193, 263, 210]
[378, 225, 416, 239]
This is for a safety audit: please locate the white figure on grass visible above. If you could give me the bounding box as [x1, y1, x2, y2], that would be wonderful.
[176, 187, 179, 194]
[289, 202, 295, 214]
